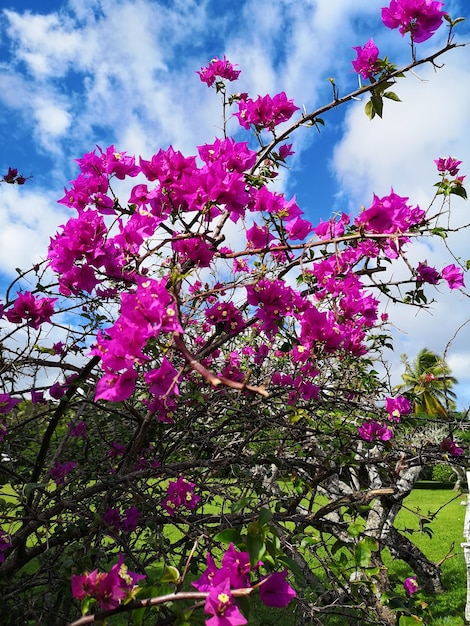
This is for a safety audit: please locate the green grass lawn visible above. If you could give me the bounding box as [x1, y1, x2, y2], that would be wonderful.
[388, 489, 467, 626]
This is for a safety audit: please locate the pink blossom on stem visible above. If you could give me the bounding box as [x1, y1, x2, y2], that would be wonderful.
[278, 143, 295, 160]
[197, 56, 241, 87]
[95, 368, 139, 402]
[246, 223, 275, 249]
[314, 213, 350, 240]
[0, 393, 21, 415]
[385, 396, 412, 421]
[162, 475, 200, 516]
[441, 264, 465, 289]
[403, 576, 419, 596]
[68, 420, 87, 438]
[352, 39, 380, 79]
[435, 157, 462, 176]
[355, 189, 424, 234]
[5, 292, 57, 330]
[258, 570, 296, 608]
[440, 438, 464, 456]
[235, 92, 299, 131]
[382, 0, 446, 43]
[145, 358, 180, 399]
[49, 460, 77, 485]
[358, 421, 393, 442]
[71, 554, 145, 611]
[204, 578, 247, 626]
[172, 236, 215, 268]
[416, 261, 440, 284]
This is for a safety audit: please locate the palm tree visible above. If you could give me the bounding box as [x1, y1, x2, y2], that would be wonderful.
[397, 348, 457, 417]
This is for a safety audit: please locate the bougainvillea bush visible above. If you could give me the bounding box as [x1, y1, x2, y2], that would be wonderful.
[0, 2, 468, 625]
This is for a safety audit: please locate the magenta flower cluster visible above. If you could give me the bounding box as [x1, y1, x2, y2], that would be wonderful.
[440, 438, 464, 457]
[358, 395, 412, 442]
[197, 56, 241, 86]
[416, 261, 465, 289]
[382, 0, 446, 42]
[358, 421, 394, 443]
[2, 167, 26, 185]
[192, 543, 296, 625]
[435, 157, 462, 176]
[161, 475, 201, 517]
[235, 92, 299, 131]
[103, 506, 140, 533]
[49, 460, 77, 485]
[352, 39, 380, 79]
[403, 576, 419, 596]
[4, 292, 57, 330]
[71, 553, 145, 611]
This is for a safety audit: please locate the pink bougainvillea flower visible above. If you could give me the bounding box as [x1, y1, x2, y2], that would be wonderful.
[235, 92, 299, 131]
[49, 460, 77, 485]
[440, 438, 464, 457]
[162, 475, 200, 516]
[258, 570, 296, 608]
[204, 578, 248, 626]
[246, 223, 275, 249]
[197, 56, 241, 87]
[71, 554, 145, 611]
[5, 292, 57, 329]
[94, 368, 139, 402]
[403, 576, 419, 596]
[172, 236, 215, 268]
[434, 157, 462, 176]
[355, 189, 424, 234]
[382, 0, 446, 43]
[314, 213, 350, 241]
[416, 261, 440, 284]
[358, 421, 393, 442]
[385, 396, 412, 422]
[352, 39, 380, 79]
[0, 393, 21, 415]
[285, 216, 314, 241]
[221, 543, 258, 589]
[68, 420, 87, 438]
[441, 264, 465, 289]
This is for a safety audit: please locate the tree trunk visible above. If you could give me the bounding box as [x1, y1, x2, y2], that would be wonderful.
[385, 526, 443, 593]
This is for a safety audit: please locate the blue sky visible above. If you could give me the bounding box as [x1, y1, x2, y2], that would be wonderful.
[1, 0, 470, 405]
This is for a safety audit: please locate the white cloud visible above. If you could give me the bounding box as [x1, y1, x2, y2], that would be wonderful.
[0, 185, 66, 274]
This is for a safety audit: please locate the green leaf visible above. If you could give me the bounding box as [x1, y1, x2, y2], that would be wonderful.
[450, 185, 467, 200]
[365, 99, 375, 120]
[354, 541, 372, 567]
[361, 536, 379, 552]
[259, 507, 272, 526]
[132, 607, 146, 626]
[348, 523, 363, 538]
[371, 93, 384, 118]
[246, 534, 266, 568]
[431, 227, 448, 239]
[277, 555, 305, 585]
[399, 616, 423, 625]
[383, 91, 401, 102]
[161, 565, 180, 584]
[214, 528, 243, 545]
